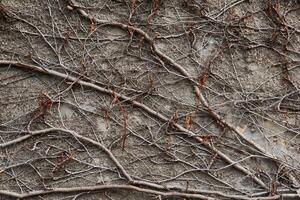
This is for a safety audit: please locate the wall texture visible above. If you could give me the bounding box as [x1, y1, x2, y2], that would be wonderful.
[0, 0, 299, 199]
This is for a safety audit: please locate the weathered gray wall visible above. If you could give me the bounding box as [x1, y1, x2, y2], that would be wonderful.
[0, 0, 299, 199]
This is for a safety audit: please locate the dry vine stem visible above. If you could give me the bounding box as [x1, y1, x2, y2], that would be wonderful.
[67, 0, 273, 157]
[0, 120, 299, 200]
[0, 60, 267, 189]
[0, 185, 298, 200]
[0, 127, 132, 181]
[1, 0, 300, 199]
[66, 0, 298, 188]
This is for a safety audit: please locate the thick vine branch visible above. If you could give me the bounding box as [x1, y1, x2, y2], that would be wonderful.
[0, 60, 268, 189]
